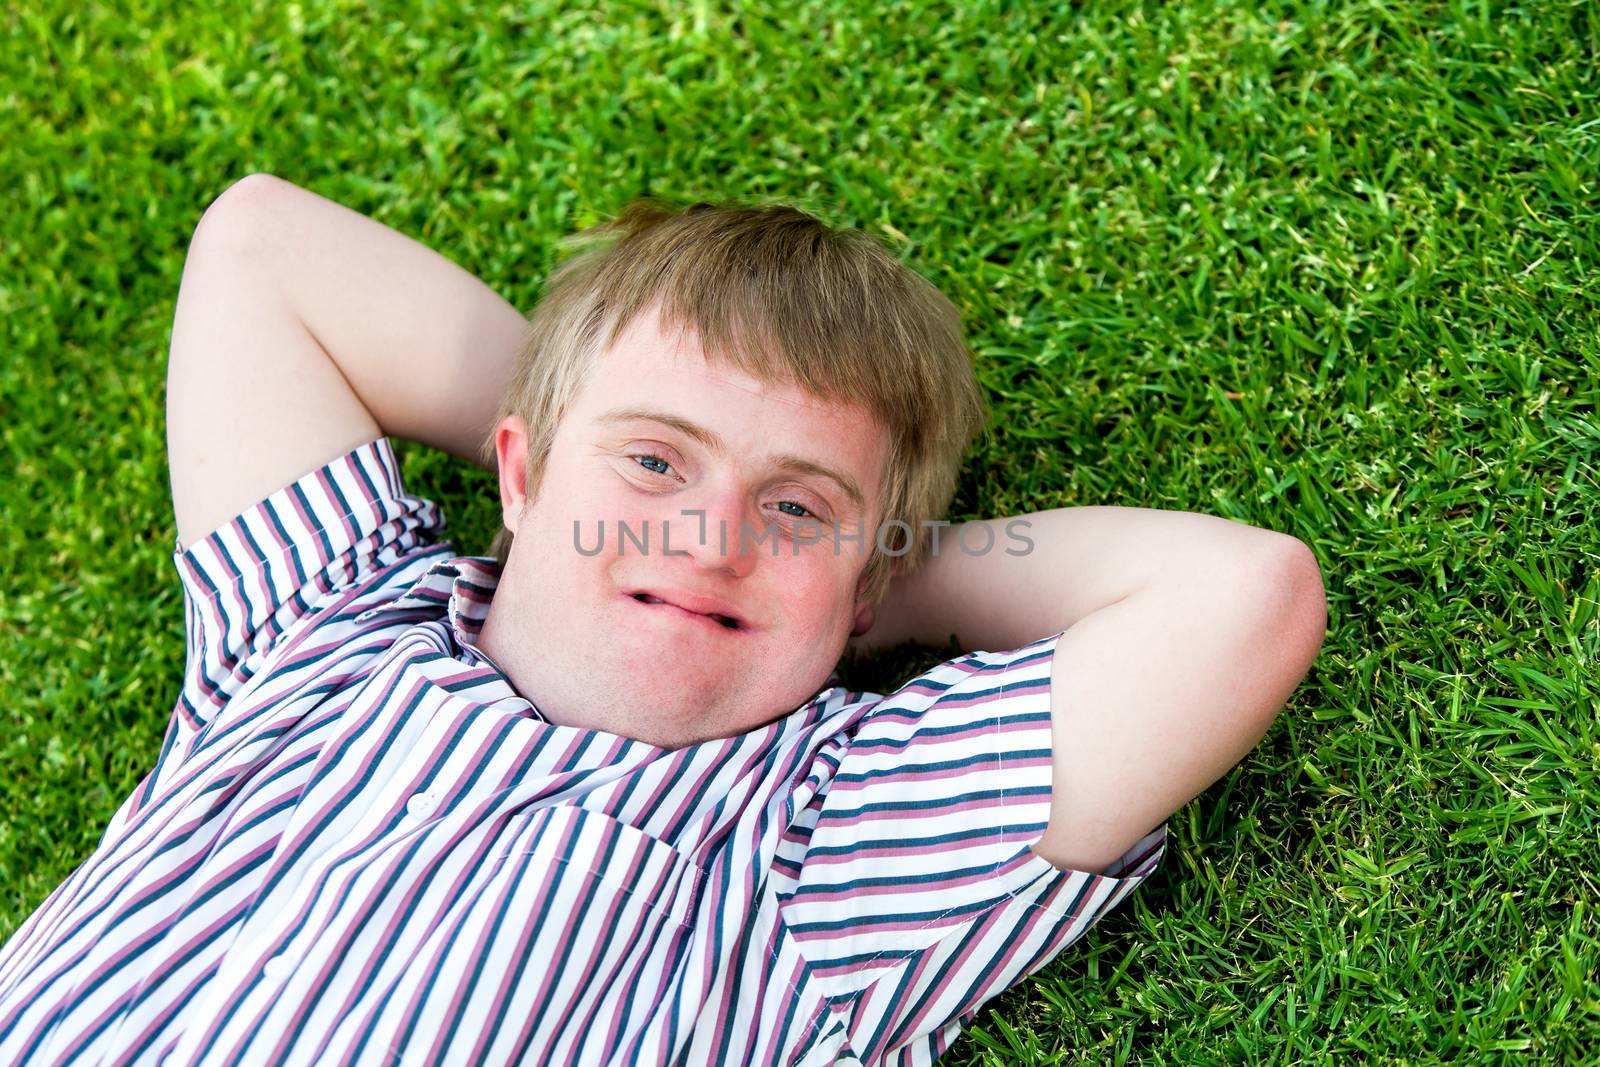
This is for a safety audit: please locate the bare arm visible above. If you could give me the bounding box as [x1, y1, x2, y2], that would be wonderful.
[847, 506, 1327, 873]
[847, 506, 1314, 656]
[167, 173, 528, 549]
[216, 173, 529, 467]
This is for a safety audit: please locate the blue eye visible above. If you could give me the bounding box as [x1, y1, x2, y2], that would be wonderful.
[634, 454, 672, 475]
[629, 452, 823, 523]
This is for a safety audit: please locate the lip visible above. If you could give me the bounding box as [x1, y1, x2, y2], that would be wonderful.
[622, 590, 749, 633]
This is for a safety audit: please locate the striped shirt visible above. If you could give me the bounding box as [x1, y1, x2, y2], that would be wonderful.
[0, 436, 1166, 1066]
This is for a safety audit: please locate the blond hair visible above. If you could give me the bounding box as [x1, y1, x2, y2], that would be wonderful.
[481, 197, 987, 606]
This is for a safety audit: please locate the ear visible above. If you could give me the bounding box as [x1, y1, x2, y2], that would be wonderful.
[494, 414, 534, 533]
[848, 555, 905, 638]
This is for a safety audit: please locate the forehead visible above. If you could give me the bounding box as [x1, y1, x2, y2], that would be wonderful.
[571, 309, 890, 505]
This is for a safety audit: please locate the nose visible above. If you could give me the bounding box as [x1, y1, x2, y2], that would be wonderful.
[662, 485, 759, 578]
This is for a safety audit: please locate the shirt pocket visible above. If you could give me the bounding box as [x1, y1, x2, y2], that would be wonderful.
[472, 804, 708, 1060]
[344, 805, 710, 1067]
[523, 803, 708, 931]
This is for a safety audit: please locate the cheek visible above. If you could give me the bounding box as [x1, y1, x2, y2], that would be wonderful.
[778, 559, 856, 626]
[581, 473, 664, 532]
[527, 468, 623, 531]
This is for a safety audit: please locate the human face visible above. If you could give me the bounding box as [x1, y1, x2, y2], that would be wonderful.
[477, 306, 891, 749]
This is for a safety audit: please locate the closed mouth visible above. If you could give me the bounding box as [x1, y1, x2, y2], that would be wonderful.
[629, 592, 742, 630]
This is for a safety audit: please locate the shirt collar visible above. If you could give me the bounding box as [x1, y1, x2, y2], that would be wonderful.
[362, 554, 502, 655]
[442, 556, 499, 651]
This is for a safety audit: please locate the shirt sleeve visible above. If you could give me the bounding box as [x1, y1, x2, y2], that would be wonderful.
[162, 436, 444, 763]
[780, 631, 1168, 1064]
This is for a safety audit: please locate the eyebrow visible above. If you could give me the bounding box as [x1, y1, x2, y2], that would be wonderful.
[597, 405, 867, 512]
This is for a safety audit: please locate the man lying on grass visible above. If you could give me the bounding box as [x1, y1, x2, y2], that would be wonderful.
[0, 174, 1326, 1065]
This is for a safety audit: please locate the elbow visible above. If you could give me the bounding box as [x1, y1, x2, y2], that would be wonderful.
[1266, 535, 1328, 691]
[1220, 536, 1328, 737]
[1285, 538, 1328, 646]
[190, 173, 294, 260]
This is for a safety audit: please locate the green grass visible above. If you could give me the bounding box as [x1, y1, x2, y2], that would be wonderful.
[3, 0, 1597, 1060]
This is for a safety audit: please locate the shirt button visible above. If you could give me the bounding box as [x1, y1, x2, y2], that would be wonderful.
[262, 952, 298, 980]
[406, 792, 437, 818]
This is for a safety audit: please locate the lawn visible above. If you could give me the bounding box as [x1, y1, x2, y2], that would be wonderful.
[2, 0, 1596, 1061]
